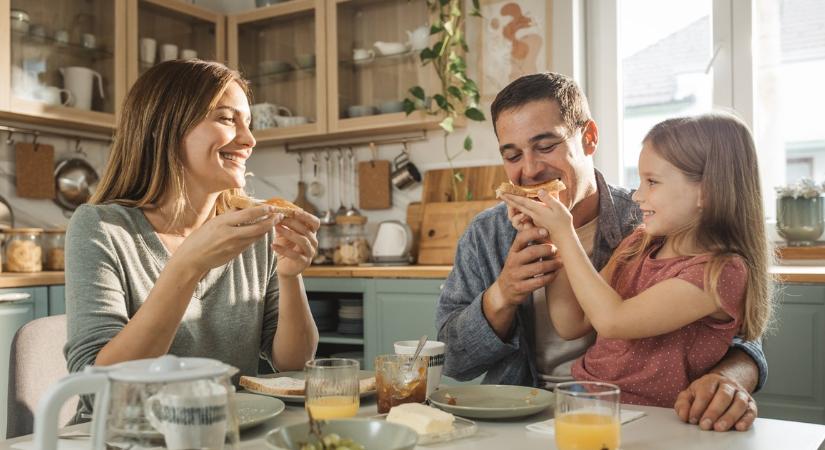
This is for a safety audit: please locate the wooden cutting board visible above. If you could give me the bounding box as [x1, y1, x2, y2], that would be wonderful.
[421, 165, 508, 203]
[417, 200, 500, 264]
[15, 143, 55, 199]
[358, 160, 392, 209]
[406, 202, 424, 261]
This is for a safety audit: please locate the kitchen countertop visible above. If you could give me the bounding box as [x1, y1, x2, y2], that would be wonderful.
[1, 264, 824, 288]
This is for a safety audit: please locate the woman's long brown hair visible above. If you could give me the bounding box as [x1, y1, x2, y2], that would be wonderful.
[604, 113, 774, 340]
[91, 59, 250, 227]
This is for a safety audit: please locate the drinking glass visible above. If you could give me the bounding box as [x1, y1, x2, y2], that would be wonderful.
[554, 381, 621, 450]
[374, 354, 427, 414]
[304, 358, 359, 419]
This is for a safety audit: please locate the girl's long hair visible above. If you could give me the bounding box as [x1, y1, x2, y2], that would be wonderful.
[91, 60, 251, 227]
[604, 113, 774, 340]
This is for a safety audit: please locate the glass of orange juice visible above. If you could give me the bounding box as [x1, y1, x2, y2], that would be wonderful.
[554, 381, 621, 450]
[305, 358, 360, 420]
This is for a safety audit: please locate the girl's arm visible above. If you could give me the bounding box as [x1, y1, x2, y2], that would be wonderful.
[545, 267, 592, 339]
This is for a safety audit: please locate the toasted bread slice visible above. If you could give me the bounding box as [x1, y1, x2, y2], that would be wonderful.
[239, 375, 377, 396]
[228, 196, 303, 217]
[240, 376, 305, 396]
[495, 179, 566, 199]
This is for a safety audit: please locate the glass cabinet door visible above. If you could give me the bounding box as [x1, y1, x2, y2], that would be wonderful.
[5, 0, 125, 129]
[128, 0, 224, 86]
[229, 1, 327, 143]
[328, 0, 437, 133]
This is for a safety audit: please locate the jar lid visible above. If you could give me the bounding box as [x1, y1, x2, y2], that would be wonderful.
[97, 355, 237, 383]
[43, 228, 66, 234]
[7, 228, 43, 234]
[335, 215, 367, 225]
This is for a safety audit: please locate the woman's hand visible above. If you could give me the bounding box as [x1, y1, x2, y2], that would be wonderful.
[502, 190, 574, 241]
[172, 205, 280, 276]
[273, 210, 320, 278]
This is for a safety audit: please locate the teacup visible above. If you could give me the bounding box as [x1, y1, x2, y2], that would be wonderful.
[347, 104, 375, 118]
[160, 43, 178, 62]
[144, 380, 228, 450]
[54, 30, 69, 46]
[395, 340, 445, 396]
[81, 33, 96, 49]
[352, 48, 375, 63]
[181, 48, 198, 60]
[36, 86, 73, 106]
[374, 41, 408, 56]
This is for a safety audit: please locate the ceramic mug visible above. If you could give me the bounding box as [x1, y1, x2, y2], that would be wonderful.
[139, 37, 157, 64]
[36, 86, 74, 106]
[274, 115, 308, 127]
[144, 380, 228, 450]
[352, 48, 375, 63]
[81, 33, 96, 49]
[54, 30, 69, 46]
[160, 43, 178, 62]
[251, 103, 291, 130]
[390, 151, 421, 189]
[181, 48, 198, 60]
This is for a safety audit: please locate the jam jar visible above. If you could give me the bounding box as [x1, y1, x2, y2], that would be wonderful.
[334, 215, 370, 265]
[43, 228, 66, 271]
[6, 228, 43, 272]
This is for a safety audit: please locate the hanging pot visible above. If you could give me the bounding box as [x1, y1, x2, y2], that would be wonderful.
[53, 158, 99, 211]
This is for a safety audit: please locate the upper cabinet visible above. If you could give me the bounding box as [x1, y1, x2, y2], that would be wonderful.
[228, 0, 328, 143]
[0, 0, 127, 131]
[126, 0, 225, 86]
[228, 0, 442, 145]
[326, 0, 439, 137]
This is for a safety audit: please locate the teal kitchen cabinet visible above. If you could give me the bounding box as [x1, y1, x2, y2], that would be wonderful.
[0, 286, 48, 439]
[48, 285, 66, 315]
[364, 279, 444, 369]
[755, 284, 825, 424]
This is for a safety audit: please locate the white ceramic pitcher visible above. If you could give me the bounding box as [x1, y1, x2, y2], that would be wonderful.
[59, 66, 104, 111]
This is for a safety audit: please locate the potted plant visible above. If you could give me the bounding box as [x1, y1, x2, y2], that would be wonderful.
[403, 0, 485, 202]
[775, 179, 825, 246]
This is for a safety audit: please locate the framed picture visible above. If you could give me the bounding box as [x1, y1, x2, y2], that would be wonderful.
[474, 0, 552, 101]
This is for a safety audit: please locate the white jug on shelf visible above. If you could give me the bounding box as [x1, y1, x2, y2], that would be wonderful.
[59, 66, 104, 111]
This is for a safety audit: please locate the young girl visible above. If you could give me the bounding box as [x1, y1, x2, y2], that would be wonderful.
[502, 113, 773, 407]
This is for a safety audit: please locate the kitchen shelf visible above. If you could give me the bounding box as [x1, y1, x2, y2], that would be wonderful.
[11, 30, 115, 61]
[319, 332, 364, 345]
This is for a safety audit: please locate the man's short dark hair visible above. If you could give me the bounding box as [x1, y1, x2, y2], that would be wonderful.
[490, 72, 592, 135]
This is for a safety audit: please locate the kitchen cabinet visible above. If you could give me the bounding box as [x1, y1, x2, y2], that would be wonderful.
[755, 283, 825, 424]
[0, 286, 49, 439]
[0, 0, 127, 132]
[126, 0, 224, 86]
[227, 0, 444, 145]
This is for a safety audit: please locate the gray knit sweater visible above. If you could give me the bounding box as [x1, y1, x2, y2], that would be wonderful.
[64, 203, 279, 421]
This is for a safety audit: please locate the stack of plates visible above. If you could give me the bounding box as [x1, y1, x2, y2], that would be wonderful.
[337, 299, 363, 335]
[309, 299, 337, 332]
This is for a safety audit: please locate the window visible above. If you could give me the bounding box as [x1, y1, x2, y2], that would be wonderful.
[587, 0, 825, 218]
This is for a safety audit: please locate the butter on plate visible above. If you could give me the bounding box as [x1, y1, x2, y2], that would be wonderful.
[386, 403, 455, 435]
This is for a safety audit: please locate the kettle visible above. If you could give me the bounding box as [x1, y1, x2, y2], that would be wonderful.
[35, 355, 240, 450]
[405, 25, 429, 51]
[372, 220, 413, 264]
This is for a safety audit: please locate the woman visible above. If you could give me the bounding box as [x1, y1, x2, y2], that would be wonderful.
[64, 60, 319, 420]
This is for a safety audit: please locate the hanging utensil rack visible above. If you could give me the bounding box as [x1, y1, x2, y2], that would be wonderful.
[1, 124, 113, 146]
[284, 130, 428, 153]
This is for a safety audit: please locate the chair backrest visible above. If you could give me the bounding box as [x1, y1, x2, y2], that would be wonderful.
[6, 314, 77, 439]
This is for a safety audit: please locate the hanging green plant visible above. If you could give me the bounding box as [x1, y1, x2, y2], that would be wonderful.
[403, 0, 485, 202]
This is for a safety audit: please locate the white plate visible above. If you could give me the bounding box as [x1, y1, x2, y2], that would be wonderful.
[372, 413, 477, 445]
[242, 370, 376, 403]
[110, 392, 285, 440]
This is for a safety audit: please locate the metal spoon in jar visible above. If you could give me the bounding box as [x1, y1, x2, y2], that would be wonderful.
[403, 335, 428, 384]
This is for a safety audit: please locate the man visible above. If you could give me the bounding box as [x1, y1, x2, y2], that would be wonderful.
[436, 72, 767, 432]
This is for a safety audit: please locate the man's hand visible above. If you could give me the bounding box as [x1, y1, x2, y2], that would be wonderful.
[496, 226, 561, 306]
[674, 373, 757, 431]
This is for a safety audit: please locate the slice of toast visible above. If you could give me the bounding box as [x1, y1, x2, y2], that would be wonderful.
[495, 179, 566, 199]
[240, 376, 306, 396]
[228, 196, 303, 217]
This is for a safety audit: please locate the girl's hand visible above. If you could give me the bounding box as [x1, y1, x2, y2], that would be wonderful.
[174, 205, 281, 276]
[507, 203, 534, 231]
[501, 190, 574, 239]
[273, 210, 321, 278]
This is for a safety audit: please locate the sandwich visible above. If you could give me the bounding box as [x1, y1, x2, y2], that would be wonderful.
[495, 179, 566, 199]
[228, 195, 303, 217]
[239, 375, 377, 396]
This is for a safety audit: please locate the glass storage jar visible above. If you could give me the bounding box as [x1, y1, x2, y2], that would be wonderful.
[334, 216, 370, 265]
[6, 228, 43, 273]
[314, 222, 337, 265]
[43, 229, 66, 271]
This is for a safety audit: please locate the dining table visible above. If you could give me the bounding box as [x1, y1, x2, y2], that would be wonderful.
[3, 395, 825, 450]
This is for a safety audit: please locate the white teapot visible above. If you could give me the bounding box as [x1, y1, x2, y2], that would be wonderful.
[406, 25, 429, 51]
